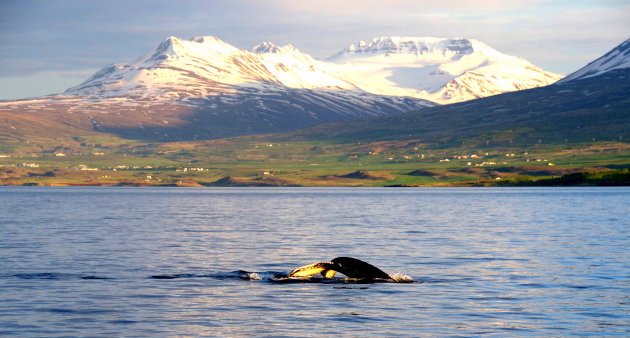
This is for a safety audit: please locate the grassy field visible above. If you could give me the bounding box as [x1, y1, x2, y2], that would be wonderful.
[2, 136, 628, 186]
[2, 67, 627, 186]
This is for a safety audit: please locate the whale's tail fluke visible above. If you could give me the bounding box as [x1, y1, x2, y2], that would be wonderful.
[288, 257, 391, 280]
[287, 261, 335, 278]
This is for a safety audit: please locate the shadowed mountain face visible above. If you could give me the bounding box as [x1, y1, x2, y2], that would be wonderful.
[0, 85, 432, 143]
[96, 86, 434, 141]
[277, 67, 630, 146]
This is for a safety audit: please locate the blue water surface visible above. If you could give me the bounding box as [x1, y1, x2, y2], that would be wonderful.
[0, 187, 628, 336]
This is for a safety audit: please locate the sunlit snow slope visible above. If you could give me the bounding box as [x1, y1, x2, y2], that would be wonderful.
[66, 36, 361, 99]
[66, 35, 561, 105]
[325, 37, 563, 103]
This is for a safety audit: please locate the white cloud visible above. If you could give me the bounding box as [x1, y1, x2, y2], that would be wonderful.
[260, 0, 603, 19]
[0, 0, 628, 99]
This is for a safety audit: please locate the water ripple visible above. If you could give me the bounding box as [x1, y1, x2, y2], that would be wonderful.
[1, 186, 629, 336]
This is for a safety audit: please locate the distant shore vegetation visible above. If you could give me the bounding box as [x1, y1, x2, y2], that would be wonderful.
[1, 140, 628, 187]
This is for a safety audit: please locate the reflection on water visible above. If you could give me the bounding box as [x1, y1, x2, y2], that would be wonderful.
[0, 187, 628, 336]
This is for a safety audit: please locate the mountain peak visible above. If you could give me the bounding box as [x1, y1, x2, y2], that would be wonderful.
[136, 35, 239, 65]
[327, 36, 480, 61]
[322, 36, 561, 103]
[147, 36, 182, 59]
[558, 38, 630, 83]
[252, 42, 281, 53]
[64, 34, 561, 105]
[251, 41, 300, 54]
[190, 35, 228, 44]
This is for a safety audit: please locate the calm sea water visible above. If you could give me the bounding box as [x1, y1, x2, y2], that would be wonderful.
[0, 186, 628, 336]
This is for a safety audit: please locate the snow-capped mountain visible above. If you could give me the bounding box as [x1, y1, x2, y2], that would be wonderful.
[325, 37, 563, 103]
[0, 35, 563, 143]
[66, 36, 362, 99]
[558, 38, 630, 83]
[285, 40, 630, 146]
[66, 35, 561, 105]
[2, 36, 435, 142]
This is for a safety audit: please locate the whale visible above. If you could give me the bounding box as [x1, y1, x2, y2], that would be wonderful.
[288, 257, 391, 280]
[148, 257, 414, 283]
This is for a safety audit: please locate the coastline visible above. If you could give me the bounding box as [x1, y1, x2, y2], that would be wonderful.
[3, 168, 629, 187]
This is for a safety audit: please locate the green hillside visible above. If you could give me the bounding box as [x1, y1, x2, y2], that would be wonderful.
[1, 68, 629, 187]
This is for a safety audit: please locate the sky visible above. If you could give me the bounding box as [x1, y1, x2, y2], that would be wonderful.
[0, 0, 628, 100]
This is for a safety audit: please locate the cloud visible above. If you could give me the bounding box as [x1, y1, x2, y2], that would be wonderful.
[481, 4, 630, 73]
[260, 0, 594, 18]
[264, 0, 515, 15]
[0, 0, 628, 99]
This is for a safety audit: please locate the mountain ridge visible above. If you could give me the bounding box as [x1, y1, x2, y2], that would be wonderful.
[1, 34, 563, 145]
[260, 37, 630, 146]
[326, 36, 479, 60]
[64, 35, 561, 104]
[558, 38, 630, 83]
[323, 36, 562, 103]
